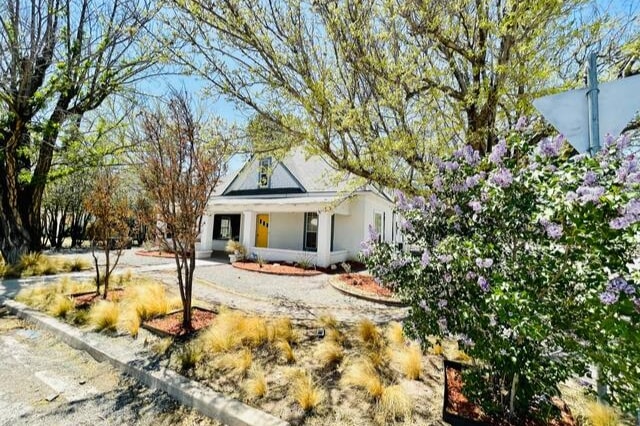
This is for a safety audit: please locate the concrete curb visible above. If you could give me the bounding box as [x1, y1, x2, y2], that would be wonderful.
[1, 298, 288, 426]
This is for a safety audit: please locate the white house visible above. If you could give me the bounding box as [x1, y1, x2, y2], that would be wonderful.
[195, 149, 399, 267]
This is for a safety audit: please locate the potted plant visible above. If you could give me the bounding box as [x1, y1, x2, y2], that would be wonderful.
[225, 239, 246, 263]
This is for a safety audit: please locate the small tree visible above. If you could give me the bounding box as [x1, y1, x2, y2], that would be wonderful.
[137, 91, 229, 331]
[84, 168, 131, 298]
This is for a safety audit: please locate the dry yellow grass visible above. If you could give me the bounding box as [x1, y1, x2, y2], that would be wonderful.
[124, 283, 169, 320]
[431, 342, 444, 356]
[317, 314, 338, 329]
[325, 327, 345, 345]
[16, 285, 57, 309]
[244, 367, 268, 400]
[341, 360, 384, 400]
[48, 295, 74, 318]
[215, 348, 253, 377]
[292, 371, 324, 412]
[88, 300, 119, 331]
[356, 319, 382, 346]
[119, 307, 142, 337]
[241, 316, 268, 347]
[585, 402, 620, 426]
[385, 322, 405, 346]
[151, 338, 174, 355]
[377, 385, 413, 421]
[275, 339, 296, 363]
[392, 344, 422, 380]
[270, 317, 295, 343]
[178, 342, 203, 371]
[454, 350, 472, 363]
[199, 311, 245, 353]
[315, 340, 344, 368]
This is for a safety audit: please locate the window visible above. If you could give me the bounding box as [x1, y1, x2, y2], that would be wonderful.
[304, 212, 318, 251]
[374, 211, 383, 242]
[258, 157, 271, 188]
[213, 214, 241, 240]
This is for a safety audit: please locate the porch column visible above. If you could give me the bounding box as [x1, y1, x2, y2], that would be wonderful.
[241, 211, 256, 251]
[316, 211, 332, 267]
[198, 214, 214, 251]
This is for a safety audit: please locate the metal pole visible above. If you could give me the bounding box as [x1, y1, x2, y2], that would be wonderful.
[587, 51, 601, 154]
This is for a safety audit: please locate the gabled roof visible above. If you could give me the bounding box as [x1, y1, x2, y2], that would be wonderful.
[212, 147, 391, 202]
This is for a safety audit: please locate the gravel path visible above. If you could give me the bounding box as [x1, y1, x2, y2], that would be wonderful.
[0, 315, 221, 426]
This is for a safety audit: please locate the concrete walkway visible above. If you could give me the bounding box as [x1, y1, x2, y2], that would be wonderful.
[1, 249, 407, 323]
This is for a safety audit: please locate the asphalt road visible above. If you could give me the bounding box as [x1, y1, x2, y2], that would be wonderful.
[0, 314, 222, 426]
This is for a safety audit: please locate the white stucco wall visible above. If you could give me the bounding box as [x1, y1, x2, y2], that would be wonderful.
[363, 193, 395, 244]
[333, 197, 366, 257]
[267, 212, 304, 250]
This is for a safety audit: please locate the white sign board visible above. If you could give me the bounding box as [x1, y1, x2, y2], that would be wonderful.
[533, 74, 640, 153]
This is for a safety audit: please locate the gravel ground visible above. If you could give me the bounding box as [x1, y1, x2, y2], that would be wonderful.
[0, 314, 222, 426]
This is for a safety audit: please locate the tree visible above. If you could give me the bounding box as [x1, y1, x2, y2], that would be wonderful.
[167, 0, 637, 194]
[137, 91, 230, 330]
[0, 0, 160, 263]
[84, 168, 131, 298]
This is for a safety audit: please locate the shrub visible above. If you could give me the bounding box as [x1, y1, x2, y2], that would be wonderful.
[178, 342, 203, 371]
[275, 340, 296, 364]
[294, 254, 315, 270]
[391, 344, 421, 380]
[377, 385, 413, 421]
[341, 360, 384, 400]
[292, 371, 324, 412]
[88, 300, 119, 331]
[317, 314, 338, 329]
[48, 295, 74, 318]
[225, 239, 246, 256]
[119, 307, 141, 337]
[215, 348, 253, 377]
[363, 131, 640, 415]
[151, 338, 174, 356]
[356, 319, 382, 346]
[270, 317, 295, 343]
[585, 401, 620, 426]
[244, 367, 268, 400]
[315, 340, 343, 368]
[385, 321, 405, 346]
[124, 283, 169, 320]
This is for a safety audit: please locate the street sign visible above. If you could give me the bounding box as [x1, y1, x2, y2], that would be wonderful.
[533, 73, 640, 153]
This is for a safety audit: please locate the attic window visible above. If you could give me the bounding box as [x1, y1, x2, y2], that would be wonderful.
[258, 157, 271, 188]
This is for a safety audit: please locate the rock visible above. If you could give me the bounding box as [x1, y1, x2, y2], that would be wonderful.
[46, 393, 59, 402]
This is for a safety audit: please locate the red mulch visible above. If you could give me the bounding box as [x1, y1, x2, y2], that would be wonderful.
[135, 250, 177, 259]
[72, 288, 125, 308]
[445, 366, 576, 426]
[232, 261, 323, 276]
[338, 274, 393, 297]
[143, 308, 216, 337]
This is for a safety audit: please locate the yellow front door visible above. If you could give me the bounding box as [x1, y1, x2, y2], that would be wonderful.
[256, 214, 269, 248]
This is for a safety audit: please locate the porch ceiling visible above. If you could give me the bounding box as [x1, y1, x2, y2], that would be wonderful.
[208, 195, 350, 214]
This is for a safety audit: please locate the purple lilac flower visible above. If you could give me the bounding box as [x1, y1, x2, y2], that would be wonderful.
[624, 199, 640, 216]
[458, 334, 474, 347]
[454, 205, 463, 216]
[490, 168, 513, 188]
[603, 133, 616, 149]
[576, 185, 604, 204]
[438, 299, 448, 308]
[420, 250, 431, 267]
[477, 276, 490, 292]
[515, 116, 528, 131]
[468, 200, 482, 212]
[390, 258, 409, 269]
[583, 171, 598, 186]
[400, 219, 414, 232]
[438, 254, 453, 264]
[570, 154, 588, 163]
[367, 224, 380, 241]
[537, 135, 565, 158]
[412, 196, 426, 210]
[566, 191, 578, 202]
[418, 299, 428, 311]
[360, 240, 373, 257]
[433, 176, 444, 192]
[444, 273, 452, 283]
[428, 194, 441, 210]
[540, 220, 563, 239]
[489, 139, 507, 164]
[616, 134, 631, 151]
[480, 190, 489, 202]
[465, 271, 477, 281]
[440, 161, 460, 172]
[610, 216, 632, 230]
[607, 277, 635, 295]
[616, 159, 637, 183]
[475, 258, 493, 268]
[599, 291, 619, 305]
[465, 174, 482, 189]
[395, 190, 410, 211]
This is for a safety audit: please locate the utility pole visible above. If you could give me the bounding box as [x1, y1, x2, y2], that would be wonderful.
[586, 51, 601, 155]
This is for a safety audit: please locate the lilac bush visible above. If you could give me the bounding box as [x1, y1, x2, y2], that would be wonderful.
[362, 129, 640, 417]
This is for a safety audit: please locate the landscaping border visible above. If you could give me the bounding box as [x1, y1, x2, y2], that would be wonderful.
[231, 262, 323, 277]
[0, 297, 288, 426]
[328, 277, 406, 307]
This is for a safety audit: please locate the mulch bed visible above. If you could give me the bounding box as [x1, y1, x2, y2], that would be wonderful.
[71, 288, 125, 309]
[445, 365, 576, 426]
[232, 261, 324, 276]
[142, 307, 216, 337]
[339, 274, 393, 297]
[135, 250, 177, 259]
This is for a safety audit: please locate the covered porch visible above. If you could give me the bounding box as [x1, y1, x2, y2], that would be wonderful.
[202, 196, 351, 267]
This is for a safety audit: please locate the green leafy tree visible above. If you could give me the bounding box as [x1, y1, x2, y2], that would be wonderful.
[0, 0, 160, 263]
[167, 0, 637, 192]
